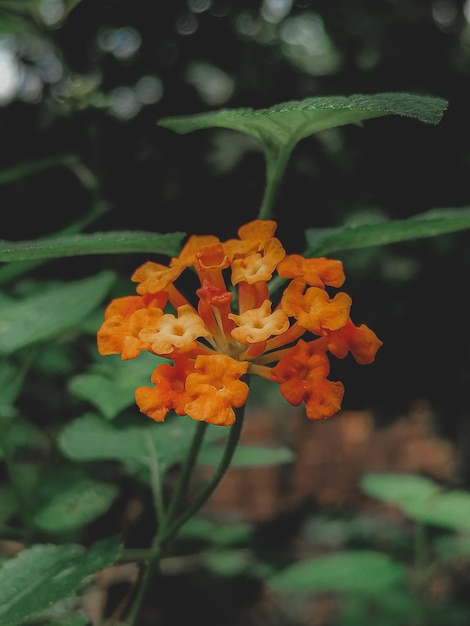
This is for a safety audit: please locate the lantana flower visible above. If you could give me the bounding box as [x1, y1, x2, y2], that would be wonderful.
[97, 220, 382, 426]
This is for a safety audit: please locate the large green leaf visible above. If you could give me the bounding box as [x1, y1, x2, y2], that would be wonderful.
[0, 231, 185, 263]
[0, 199, 109, 285]
[33, 478, 119, 534]
[268, 550, 406, 594]
[0, 536, 122, 626]
[158, 93, 448, 153]
[305, 207, 470, 256]
[0, 272, 115, 354]
[58, 412, 223, 473]
[68, 352, 168, 420]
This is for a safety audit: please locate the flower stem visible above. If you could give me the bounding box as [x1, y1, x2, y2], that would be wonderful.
[125, 406, 246, 625]
[258, 144, 294, 220]
[161, 403, 246, 545]
[164, 421, 208, 524]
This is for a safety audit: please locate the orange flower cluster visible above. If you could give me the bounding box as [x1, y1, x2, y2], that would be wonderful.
[97, 220, 382, 426]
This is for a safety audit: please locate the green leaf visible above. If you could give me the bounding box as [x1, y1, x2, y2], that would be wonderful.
[198, 444, 295, 467]
[159, 94, 447, 220]
[0, 536, 122, 626]
[33, 479, 118, 534]
[360, 473, 440, 511]
[0, 360, 25, 407]
[434, 534, 470, 561]
[68, 352, 168, 420]
[360, 473, 470, 531]
[0, 231, 185, 263]
[0, 486, 19, 526]
[305, 207, 470, 257]
[158, 93, 447, 152]
[58, 412, 223, 474]
[0, 416, 50, 461]
[0, 272, 115, 354]
[203, 548, 253, 577]
[179, 517, 253, 546]
[268, 550, 406, 594]
[0, 156, 74, 186]
[410, 490, 470, 531]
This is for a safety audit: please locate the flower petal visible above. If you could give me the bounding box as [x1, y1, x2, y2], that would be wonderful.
[277, 254, 345, 288]
[282, 282, 351, 334]
[138, 304, 210, 355]
[271, 339, 344, 420]
[229, 299, 289, 344]
[326, 319, 383, 364]
[184, 354, 249, 426]
[135, 355, 195, 422]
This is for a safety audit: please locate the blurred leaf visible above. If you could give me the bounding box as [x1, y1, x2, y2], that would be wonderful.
[68, 352, 167, 420]
[33, 478, 118, 534]
[305, 207, 470, 256]
[0, 8, 36, 34]
[58, 412, 223, 473]
[410, 490, 470, 531]
[0, 231, 185, 262]
[203, 548, 253, 577]
[434, 534, 470, 562]
[198, 444, 294, 467]
[0, 272, 115, 354]
[0, 156, 75, 186]
[361, 473, 470, 531]
[0, 536, 122, 626]
[0, 486, 19, 526]
[179, 517, 253, 546]
[0, 415, 49, 461]
[268, 550, 407, 594]
[341, 587, 417, 626]
[159, 93, 447, 151]
[360, 473, 440, 510]
[0, 360, 24, 406]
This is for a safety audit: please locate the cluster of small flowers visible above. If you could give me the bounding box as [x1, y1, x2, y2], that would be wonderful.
[97, 220, 382, 426]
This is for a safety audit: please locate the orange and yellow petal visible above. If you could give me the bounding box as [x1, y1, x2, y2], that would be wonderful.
[184, 354, 249, 426]
[231, 238, 286, 285]
[97, 306, 163, 360]
[282, 282, 351, 334]
[138, 304, 210, 355]
[131, 261, 183, 295]
[326, 319, 383, 364]
[270, 339, 344, 420]
[175, 234, 221, 268]
[135, 356, 195, 422]
[277, 254, 345, 288]
[229, 299, 289, 344]
[224, 219, 278, 257]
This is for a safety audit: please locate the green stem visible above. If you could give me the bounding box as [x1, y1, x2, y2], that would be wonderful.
[125, 531, 164, 626]
[258, 144, 295, 220]
[160, 403, 246, 545]
[125, 405, 247, 625]
[164, 421, 208, 524]
[144, 431, 166, 526]
[126, 421, 208, 625]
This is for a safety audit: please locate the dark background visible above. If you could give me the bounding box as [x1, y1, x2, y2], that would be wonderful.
[1, 0, 470, 443]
